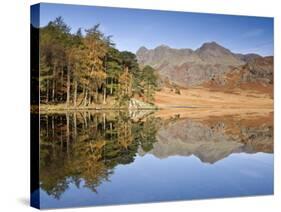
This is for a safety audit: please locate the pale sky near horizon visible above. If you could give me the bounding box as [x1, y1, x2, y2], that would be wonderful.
[35, 3, 273, 56]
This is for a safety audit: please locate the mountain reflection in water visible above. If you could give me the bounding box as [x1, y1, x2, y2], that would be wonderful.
[38, 110, 273, 208]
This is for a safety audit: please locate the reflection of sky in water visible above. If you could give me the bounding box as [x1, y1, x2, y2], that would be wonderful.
[40, 152, 273, 208]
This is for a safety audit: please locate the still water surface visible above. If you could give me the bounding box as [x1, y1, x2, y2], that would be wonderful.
[37, 110, 273, 208]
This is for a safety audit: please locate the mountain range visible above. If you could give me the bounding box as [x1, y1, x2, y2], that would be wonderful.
[136, 42, 273, 91]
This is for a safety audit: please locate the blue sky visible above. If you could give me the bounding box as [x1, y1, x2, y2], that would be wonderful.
[37, 3, 273, 56]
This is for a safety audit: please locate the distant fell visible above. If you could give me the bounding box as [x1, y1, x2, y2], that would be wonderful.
[136, 42, 273, 90]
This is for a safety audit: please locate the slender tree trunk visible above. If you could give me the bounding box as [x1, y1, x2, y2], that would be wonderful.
[73, 80, 78, 107]
[46, 80, 49, 103]
[52, 80, 55, 102]
[46, 115, 49, 138]
[52, 63, 56, 102]
[60, 67, 64, 101]
[52, 116, 55, 138]
[66, 62, 71, 107]
[84, 89, 88, 107]
[110, 78, 113, 94]
[78, 85, 85, 106]
[103, 87, 106, 104]
[95, 86, 99, 103]
[88, 94, 91, 106]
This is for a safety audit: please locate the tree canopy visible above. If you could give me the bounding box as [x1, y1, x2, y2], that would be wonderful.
[39, 17, 157, 108]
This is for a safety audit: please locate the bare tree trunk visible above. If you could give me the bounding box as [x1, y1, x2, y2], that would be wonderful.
[73, 80, 78, 107]
[60, 67, 64, 101]
[46, 80, 49, 103]
[52, 63, 56, 102]
[52, 116, 55, 138]
[78, 85, 85, 106]
[84, 90, 88, 107]
[110, 78, 113, 94]
[103, 87, 106, 104]
[66, 63, 71, 107]
[88, 94, 91, 106]
[46, 115, 49, 138]
[95, 86, 99, 103]
[52, 80, 55, 102]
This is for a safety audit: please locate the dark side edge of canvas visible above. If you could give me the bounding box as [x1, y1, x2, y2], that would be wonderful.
[30, 3, 40, 209]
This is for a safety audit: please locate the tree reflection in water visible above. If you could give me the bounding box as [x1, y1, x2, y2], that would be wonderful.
[39, 111, 160, 199]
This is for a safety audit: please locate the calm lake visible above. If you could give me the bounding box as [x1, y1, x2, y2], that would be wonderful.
[36, 110, 273, 209]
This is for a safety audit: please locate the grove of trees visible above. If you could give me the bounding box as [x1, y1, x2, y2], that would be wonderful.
[39, 17, 157, 108]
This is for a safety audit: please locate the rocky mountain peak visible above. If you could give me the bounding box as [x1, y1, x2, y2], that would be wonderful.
[198, 41, 226, 50]
[194, 41, 244, 65]
[136, 46, 148, 55]
[195, 41, 233, 56]
[155, 44, 170, 49]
